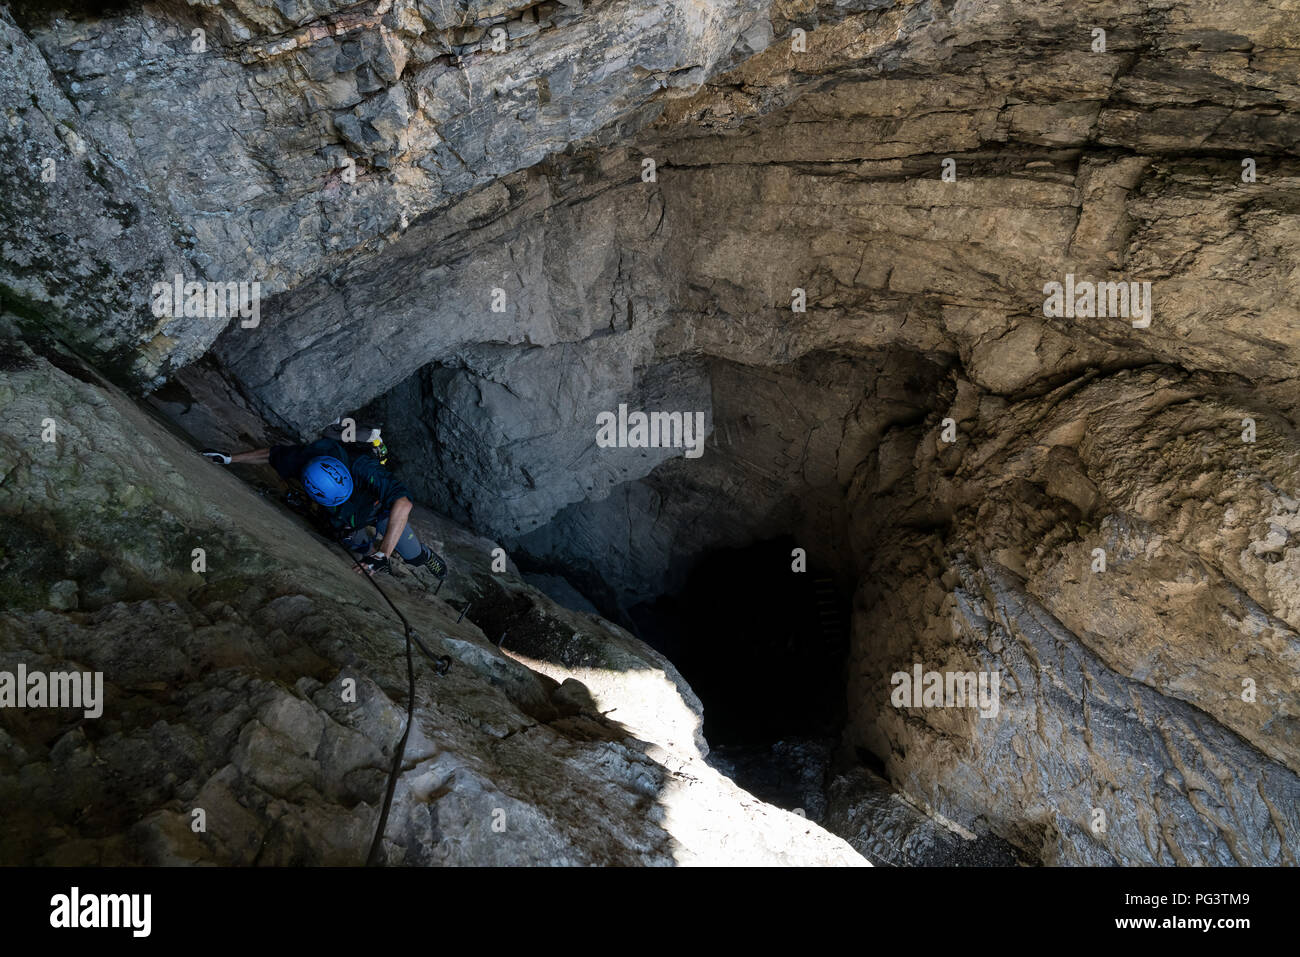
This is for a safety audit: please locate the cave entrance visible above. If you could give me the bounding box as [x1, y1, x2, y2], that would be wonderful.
[627, 536, 850, 815]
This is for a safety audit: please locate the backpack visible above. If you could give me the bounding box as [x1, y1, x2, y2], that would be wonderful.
[321, 419, 389, 465]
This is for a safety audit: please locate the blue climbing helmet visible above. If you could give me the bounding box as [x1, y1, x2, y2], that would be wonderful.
[301, 455, 353, 507]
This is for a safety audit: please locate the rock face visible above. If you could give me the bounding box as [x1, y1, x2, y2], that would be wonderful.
[5, 0, 1300, 866]
[213, 0, 1300, 612]
[0, 332, 864, 865]
[1, 0, 776, 383]
[825, 766, 1022, 866]
[845, 368, 1300, 865]
[0, 7, 188, 380]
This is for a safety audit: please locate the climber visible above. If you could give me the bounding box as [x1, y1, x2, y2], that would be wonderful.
[200, 438, 447, 579]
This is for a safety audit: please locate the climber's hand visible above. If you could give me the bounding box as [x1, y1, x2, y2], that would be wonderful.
[200, 449, 232, 465]
[356, 552, 389, 576]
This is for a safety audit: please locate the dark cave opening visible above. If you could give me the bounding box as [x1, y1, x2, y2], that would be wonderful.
[355, 351, 875, 814]
[624, 536, 851, 814]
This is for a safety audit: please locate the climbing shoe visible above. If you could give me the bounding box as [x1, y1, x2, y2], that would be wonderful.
[408, 545, 447, 578]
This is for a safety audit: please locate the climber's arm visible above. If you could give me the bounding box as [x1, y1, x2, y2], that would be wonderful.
[200, 447, 272, 465]
[230, 448, 271, 465]
[376, 497, 413, 557]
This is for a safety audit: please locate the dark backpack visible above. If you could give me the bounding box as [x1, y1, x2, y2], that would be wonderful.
[321, 421, 389, 465]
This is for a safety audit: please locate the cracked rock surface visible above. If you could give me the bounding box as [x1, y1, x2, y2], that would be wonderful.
[4, 0, 1300, 865]
[0, 331, 863, 865]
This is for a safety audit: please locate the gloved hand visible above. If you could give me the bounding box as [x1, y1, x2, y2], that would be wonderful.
[200, 449, 232, 465]
[356, 551, 390, 576]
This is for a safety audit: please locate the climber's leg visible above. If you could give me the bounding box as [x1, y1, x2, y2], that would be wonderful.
[372, 517, 423, 561]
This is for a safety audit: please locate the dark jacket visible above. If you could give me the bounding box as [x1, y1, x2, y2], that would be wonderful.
[269, 438, 411, 534]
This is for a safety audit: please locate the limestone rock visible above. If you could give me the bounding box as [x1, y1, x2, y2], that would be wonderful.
[7, 0, 1300, 868]
[1, 0, 780, 381]
[0, 332, 864, 866]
